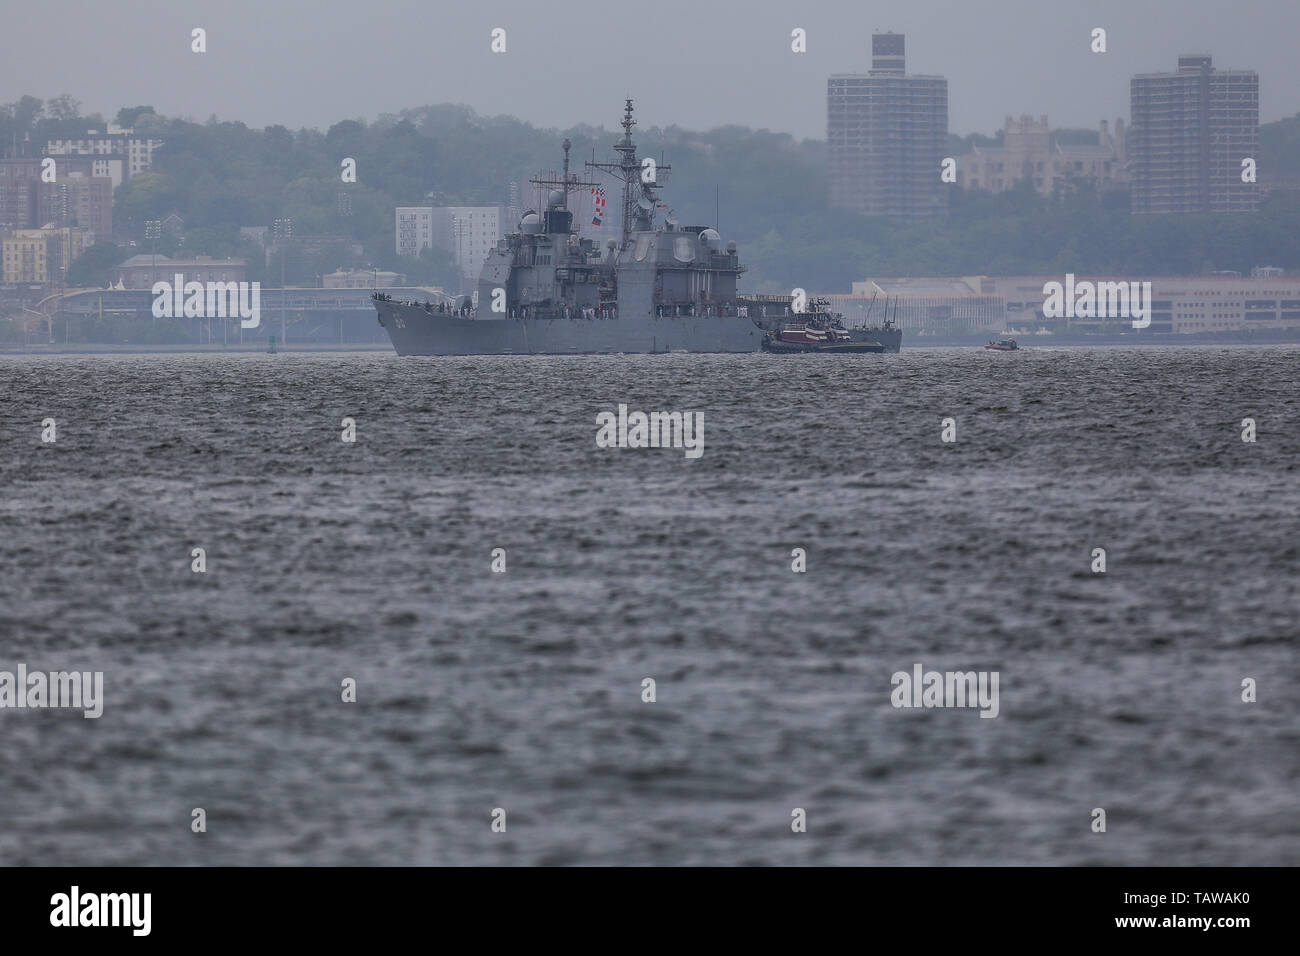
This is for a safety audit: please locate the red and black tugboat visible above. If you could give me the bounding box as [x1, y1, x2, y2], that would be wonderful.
[762, 324, 886, 353]
[760, 297, 886, 353]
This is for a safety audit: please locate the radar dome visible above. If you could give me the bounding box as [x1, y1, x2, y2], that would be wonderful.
[548, 189, 565, 207]
[520, 212, 543, 234]
[699, 228, 721, 244]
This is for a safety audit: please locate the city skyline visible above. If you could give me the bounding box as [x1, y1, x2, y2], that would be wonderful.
[1, 0, 1296, 142]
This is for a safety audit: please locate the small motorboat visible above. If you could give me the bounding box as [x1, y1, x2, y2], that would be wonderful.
[984, 338, 1019, 351]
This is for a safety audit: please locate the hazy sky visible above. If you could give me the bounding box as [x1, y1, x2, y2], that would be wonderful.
[3, 0, 1297, 138]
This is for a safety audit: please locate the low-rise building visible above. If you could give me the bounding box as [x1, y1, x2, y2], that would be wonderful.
[322, 269, 407, 289]
[958, 115, 1127, 195]
[1, 231, 49, 283]
[966, 274, 1300, 334]
[1, 225, 85, 284]
[239, 226, 269, 247]
[45, 123, 162, 187]
[835, 277, 1006, 333]
[115, 254, 248, 290]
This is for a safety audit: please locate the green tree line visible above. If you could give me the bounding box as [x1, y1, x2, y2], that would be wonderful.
[5, 95, 1298, 292]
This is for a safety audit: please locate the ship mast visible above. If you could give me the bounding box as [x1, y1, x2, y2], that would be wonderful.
[586, 99, 669, 247]
[529, 137, 600, 227]
[561, 139, 570, 210]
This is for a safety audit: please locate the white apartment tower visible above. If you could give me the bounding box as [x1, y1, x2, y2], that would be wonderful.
[395, 205, 505, 281]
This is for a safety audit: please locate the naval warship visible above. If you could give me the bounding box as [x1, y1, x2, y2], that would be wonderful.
[374, 100, 902, 355]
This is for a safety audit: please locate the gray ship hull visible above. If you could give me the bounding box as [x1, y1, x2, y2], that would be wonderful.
[375, 300, 903, 355]
[376, 300, 766, 354]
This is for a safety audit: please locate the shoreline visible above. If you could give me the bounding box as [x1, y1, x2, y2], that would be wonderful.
[5, 333, 1300, 356]
[0, 343, 395, 355]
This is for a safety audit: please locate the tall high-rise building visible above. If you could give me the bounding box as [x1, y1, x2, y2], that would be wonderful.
[1130, 55, 1259, 214]
[828, 32, 948, 220]
[38, 173, 114, 243]
[0, 158, 41, 231]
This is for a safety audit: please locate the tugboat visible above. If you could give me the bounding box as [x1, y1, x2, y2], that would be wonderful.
[985, 338, 1019, 351]
[761, 316, 885, 353]
[747, 293, 901, 353]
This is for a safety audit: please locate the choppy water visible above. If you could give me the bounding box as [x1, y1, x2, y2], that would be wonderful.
[1, 347, 1297, 866]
